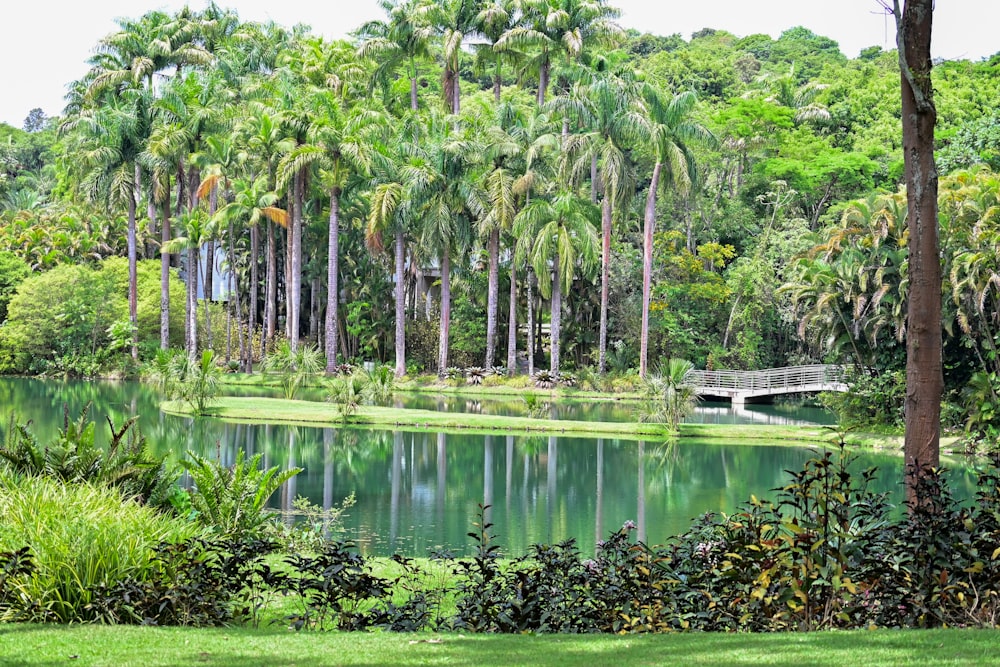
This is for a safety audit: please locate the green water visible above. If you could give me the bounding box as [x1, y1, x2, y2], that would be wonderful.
[0, 377, 974, 557]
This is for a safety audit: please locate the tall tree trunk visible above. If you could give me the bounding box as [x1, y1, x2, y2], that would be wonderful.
[897, 0, 941, 499]
[127, 164, 140, 361]
[640, 162, 662, 379]
[265, 220, 277, 355]
[493, 66, 502, 104]
[550, 255, 561, 373]
[204, 186, 217, 306]
[598, 187, 612, 374]
[527, 269, 536, 377]
[248, 222, 258, 371]
[537, 58, 550, 106]
[160, 177, 172, 351]
[289, 169, 304, 352]
[507, 263, 517, 376]
[394, 229, 406, 377]
[410, 60, 420, 111]
[438, 251, 451, 374]
[186, 246, 199, 358]
[485, 228, 500, 368]
[325, 189, 341, 373]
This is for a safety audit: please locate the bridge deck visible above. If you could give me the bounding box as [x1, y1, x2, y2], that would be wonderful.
[687, 365, 847, 405]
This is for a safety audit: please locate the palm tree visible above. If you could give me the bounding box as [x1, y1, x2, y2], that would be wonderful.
[638, 88, 714, 377]
[497, 0, 622, 105]
[473, 0, 522, 103]
[429, 0, 479, 114]
[279, 85, 385, 372]
[163, 209, 218, 357]
[66, 89, 153, 362]
[514, 190, 598, 372]
[561, 70, 647, 373]
[357, 0, 436, 112]
[239, 110, 295, 354]
[212, 176, 288, 369]
[367, 119, 419, 377]
[408, 113, 481, 373]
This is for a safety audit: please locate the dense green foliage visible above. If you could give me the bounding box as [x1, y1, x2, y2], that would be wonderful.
[0, 1, 995, 437]
[4, 448, 1000, 631]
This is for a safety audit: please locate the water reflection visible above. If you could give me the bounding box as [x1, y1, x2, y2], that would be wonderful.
[0, 377, 975, 557]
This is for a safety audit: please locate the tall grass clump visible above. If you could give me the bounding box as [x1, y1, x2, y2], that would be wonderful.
[0, 471, 196, 622]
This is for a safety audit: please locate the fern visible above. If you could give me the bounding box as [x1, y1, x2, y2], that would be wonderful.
[180, 450, 302, 539]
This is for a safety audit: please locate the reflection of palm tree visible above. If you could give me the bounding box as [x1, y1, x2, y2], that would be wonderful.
[484, 435, 495, 528]
[546, 435, 557, 543]
[437, 432, 447, 545]
[637, 440, 646, 543]
[390, 430, 403, 551]
[595, 438, 604, 550]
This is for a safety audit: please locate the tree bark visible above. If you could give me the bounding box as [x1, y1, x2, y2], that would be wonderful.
[160, 176, 172, 351]
[485, 228, 500, 368]
[265, 220, 277, 355]
[507, 263, 517, 375]
[325, 189, 341, 373]
[897, 0, 941, 500]
[128, 164, 140, 361]
[598, 188, 612, 374]
[537, 58, 550, 106]
[550, 255, 561, 373]
[527, 269, 536, 377]
[394, 229, 406, 377]
[640, 162, 662, 379]
[438, 251, 451, 374]
[289, 169, 304, 352]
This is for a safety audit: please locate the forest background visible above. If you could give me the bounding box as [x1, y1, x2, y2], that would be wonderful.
[0, 0, 998, 439]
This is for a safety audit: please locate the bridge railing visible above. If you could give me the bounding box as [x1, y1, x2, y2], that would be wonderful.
[685, 365, 846, 392]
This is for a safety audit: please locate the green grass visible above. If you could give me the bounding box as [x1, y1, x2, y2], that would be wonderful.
[1, 625, 998, 666]
[161, 397, 832, 444]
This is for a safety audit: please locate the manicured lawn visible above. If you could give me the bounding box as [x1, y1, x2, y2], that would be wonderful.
[1, 625, 998, 666]
[162, 396, 832, 444]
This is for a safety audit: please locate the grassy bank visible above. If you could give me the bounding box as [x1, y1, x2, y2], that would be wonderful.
[1, 624, 996, 666]
[161, 397, 833, 443]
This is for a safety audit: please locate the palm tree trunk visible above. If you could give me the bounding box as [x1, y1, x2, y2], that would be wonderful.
[527, 268, 536, 377]
[506, 262, 517, 376]
[537, 58, 549, 106]
[249, 222, 259, 371]
[640, 162, 662, 379]
[485, 228, 500, 368]
[264, 220, 276, 356]
[289, 169, 304, 352]
[325, 189, 341, 373]
[394, 229, 406, 377]
[410, 59, 419, 111]
[187, 246, 199, 358]
[438, 251, 451, 374]
[550, 253, 561, 373]
[160, 178, 172, 351]
[128, 164, 140, 361]
[598, 188, 612, 374]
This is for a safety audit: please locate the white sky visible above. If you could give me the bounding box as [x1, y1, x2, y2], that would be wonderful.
[3, 0, 998, 127]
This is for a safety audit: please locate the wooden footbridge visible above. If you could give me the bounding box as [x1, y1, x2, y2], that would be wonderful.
[686, 365, 848, 406]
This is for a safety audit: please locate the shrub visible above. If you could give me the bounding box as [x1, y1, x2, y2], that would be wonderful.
[179, 449, 302, 540]
[0, 406, 177, 509]
[262, 341, 323, 399]
[0, 471, 195, 622]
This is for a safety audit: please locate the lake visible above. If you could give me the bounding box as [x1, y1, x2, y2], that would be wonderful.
[0, 377, 972, 557]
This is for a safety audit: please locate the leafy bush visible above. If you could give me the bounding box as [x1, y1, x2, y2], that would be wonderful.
[88, 537, 278, 627]
[0, 259, 184, 375]
[0, 405, 177, 508]
[263, 341, 323, 399]
[179, 449, 302, 540]
[0, 471, 195, 622]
